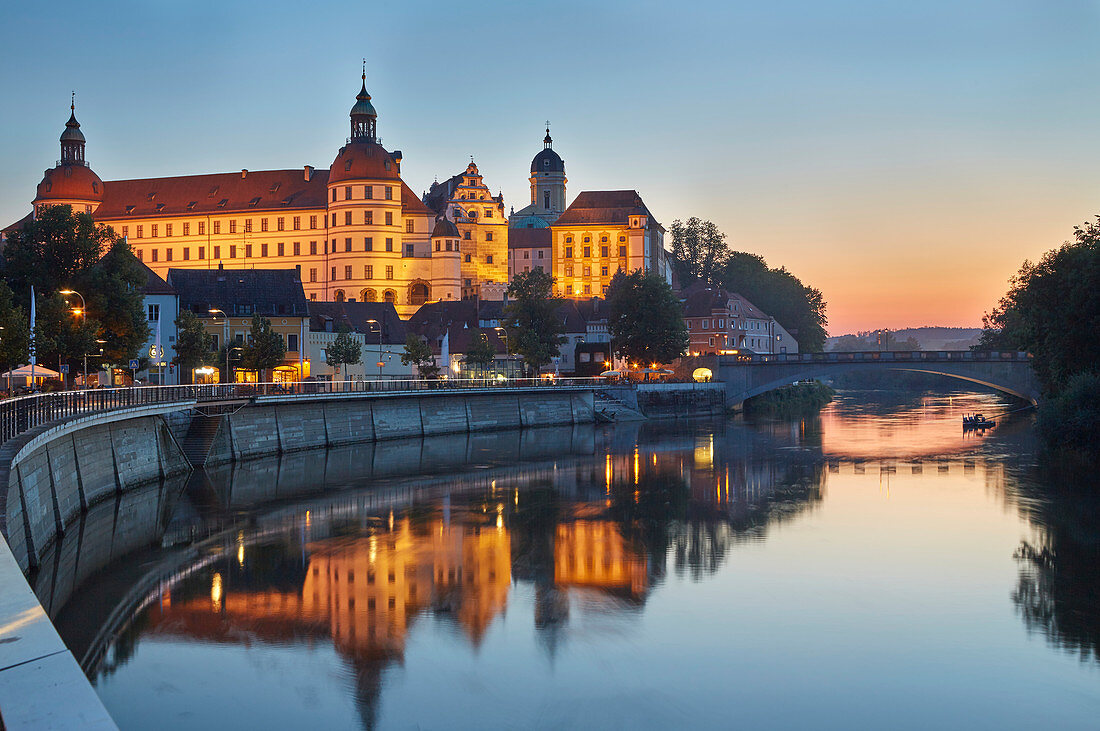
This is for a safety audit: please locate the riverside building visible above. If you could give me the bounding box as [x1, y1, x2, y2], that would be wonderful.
[17, 75, 494, 317]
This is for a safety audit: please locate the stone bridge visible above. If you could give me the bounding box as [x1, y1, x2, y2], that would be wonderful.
[709, 351, 1040, 406]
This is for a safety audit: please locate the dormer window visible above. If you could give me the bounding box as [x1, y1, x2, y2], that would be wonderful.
[269, 183, 281, 193]
[91, 182, 98, 194]
[207, 186, 219, 197]
[125, 205, 135, 214]
[345, 160, 352, 171]
[384, 160, 391, 171]
[155, 203, 165, 212]
[217, 198, 228, 208]
[248, 197, 261, 207]
[187, 201, 197, 210]
[147, 192, 156, 201]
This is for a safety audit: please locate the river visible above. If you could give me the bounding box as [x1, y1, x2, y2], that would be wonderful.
[54, 389, 1100, 729]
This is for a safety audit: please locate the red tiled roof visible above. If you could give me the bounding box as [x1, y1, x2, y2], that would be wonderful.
[682, 283, 770, 320]
[139, 260, 175, 295]
[554, 190, 656, 227]
[507, 227, 551, 248]
[400, 181, 432, 215]
[93, 169, 329, 219]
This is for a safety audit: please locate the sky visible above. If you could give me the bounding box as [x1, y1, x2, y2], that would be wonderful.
[2, 0, 1099, 335]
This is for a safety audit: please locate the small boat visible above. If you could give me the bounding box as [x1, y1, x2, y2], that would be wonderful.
[962, 414, 995, 430]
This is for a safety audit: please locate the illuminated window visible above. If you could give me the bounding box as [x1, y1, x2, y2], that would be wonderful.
[406, 219, 414, 233]
[244, 219, 252, 233]
[365, 265, 373, 279]
[229, 220, 237, 234]
[151, 224, 158, 237]
[277, 217, 284, 231]
[293, 216, 301, 230]
[213, 221, 221, 234]
[385, 266, 393, 279]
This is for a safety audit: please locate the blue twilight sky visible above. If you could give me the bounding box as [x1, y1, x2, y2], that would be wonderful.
[2, 0, 1099, 333]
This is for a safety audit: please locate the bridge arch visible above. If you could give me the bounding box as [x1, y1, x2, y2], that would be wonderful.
[714, 352, 1040, 406]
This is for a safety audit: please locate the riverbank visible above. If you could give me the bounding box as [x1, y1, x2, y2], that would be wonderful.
[743, 380, 834, 416]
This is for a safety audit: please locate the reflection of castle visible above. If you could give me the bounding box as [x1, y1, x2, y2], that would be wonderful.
[554, 521, 648, 599]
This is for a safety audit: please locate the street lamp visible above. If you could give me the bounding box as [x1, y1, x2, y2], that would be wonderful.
[60, 289, 85, 388]
[209, 309, 230, 383]
[366, 319, 381, 380]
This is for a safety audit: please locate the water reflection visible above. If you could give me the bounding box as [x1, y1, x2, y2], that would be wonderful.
[1010, 457, 1100, 663]
[54, 390, 1100, 730]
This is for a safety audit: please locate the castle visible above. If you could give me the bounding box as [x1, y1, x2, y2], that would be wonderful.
[11, 72, 670, 314]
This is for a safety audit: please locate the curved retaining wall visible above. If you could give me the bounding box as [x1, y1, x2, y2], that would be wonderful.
[0, 388, 594, 730]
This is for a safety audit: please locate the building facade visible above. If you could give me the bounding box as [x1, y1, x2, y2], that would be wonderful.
[550, 190, 668, 298]
[23, 75, 479, 317]
[681, 284, 798, 355]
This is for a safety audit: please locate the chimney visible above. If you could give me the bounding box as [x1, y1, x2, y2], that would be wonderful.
[241, 169, 248, 178]
[304, 165, 314, 181]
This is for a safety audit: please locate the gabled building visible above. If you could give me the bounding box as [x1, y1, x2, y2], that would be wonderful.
[681, 284, 798, 355]
[168, 267, 310, 382]
[551, 190, 668, 298]
[423, 162, 508, 299]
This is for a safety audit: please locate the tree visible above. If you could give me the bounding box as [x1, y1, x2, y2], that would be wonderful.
[326, 325, 362, 381]
[3, 206, 148, 376]
[605, 270, 688, 365]
[978, 216, 1100, 395]
[721, 252, 828, 352]
[2, 206, 111, 296]
[0, 282, 30, 392]
[240, 315, 286, 382]
[401, 334, 439, 379]
[84, 240, 149, 365]
[503, 269, 565, 374]
[464, 328, 497, 373]
[669, 217, 729, 285]
[172, 310, 213, 382]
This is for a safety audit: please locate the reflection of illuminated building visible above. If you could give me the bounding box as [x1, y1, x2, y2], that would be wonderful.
[554, 521, 647, 599]
[147, 516, 510, 657]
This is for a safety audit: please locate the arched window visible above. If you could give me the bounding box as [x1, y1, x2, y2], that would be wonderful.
[410, 282, 429, 306]
[361, 288, 377, 302]
[334, 290, 346, 302]
[383, 289, 396, 303]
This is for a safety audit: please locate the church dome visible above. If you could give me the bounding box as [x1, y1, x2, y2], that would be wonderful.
[350, 81, 377, 118]
[329, 140, 401, 184]
[531, 147, 564, 174]
[431, 217, 460, 238]
[35, 163, 103, 204]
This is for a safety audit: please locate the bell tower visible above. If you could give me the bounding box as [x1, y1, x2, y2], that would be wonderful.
[350, 65, 377, 142]
[60, 92, 86, 165]
[528, 124, 566, 223]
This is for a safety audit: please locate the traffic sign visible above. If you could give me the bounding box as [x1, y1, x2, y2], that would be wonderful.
[59, 364, 69, 374]
[129, 359, 139, 369]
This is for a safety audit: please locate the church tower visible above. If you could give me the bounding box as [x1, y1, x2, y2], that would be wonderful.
[509, 126, 566, 228]
[34, 94, 104, 216]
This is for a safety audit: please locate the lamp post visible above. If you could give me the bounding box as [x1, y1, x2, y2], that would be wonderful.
[84, 342, 105, 389]
[366, 319, 381, 380]
[60, 289, 85, 388]
[209, 309, 230, 383]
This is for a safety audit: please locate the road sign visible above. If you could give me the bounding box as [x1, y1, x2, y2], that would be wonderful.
[129, 359, 139, 369]
[59, 364, 69, 374]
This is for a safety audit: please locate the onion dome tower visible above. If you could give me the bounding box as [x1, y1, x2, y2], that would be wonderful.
[34, 94, 104, 214]
[528, 126, 566, 221]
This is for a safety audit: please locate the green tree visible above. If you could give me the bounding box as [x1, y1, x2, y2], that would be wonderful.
[240, 315, 286, 382]
[2, 206, 110, 296]
[172, 310, 213, 382]
[721, 252, 828, 352]
[978, 216, 1100, 395]
[84, 240, 150, 365]
[503, 269, 566, 374]
[401, 334, 439, 379]
[464, 328, 497, 373]
[606, 270, 688, 365]
[326, 325, 362, 381]
[669, 217, 729, 285]
[0, 282, 30, 392]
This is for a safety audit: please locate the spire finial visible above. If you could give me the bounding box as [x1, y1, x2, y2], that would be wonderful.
[362, 58, 366, 82]
[543, 121, 553, 149]
[71, 91, 75, 112]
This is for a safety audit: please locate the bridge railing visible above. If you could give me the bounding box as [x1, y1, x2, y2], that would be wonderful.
[0, 377, 604, 448]
[721, 350, 1032, 365]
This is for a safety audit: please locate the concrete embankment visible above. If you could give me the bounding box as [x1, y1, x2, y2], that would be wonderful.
[0, 387, 594, 730]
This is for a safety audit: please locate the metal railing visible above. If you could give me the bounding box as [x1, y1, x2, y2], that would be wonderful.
[0, 377, 604, 448]
[720, 350, 1033, 365]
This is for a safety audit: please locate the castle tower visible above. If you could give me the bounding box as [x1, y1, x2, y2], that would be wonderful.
[508, 126, 566, 229]
[34, 94, 104, 216]
[429, 216, 462, 301]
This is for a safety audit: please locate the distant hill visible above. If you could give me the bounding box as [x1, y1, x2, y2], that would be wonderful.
[826, 327, 983, 352]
